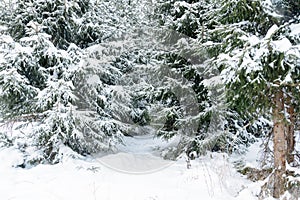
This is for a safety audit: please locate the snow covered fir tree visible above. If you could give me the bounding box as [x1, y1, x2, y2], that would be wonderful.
[0, 0, 299, 199]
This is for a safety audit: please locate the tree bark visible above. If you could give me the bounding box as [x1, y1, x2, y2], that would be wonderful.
[273, 89, 286, 198]
[286, 95, 295, 164]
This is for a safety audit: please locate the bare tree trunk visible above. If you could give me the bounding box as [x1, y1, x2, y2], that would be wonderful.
[286, 95, 295, 164]
[273, 89, 286, 198]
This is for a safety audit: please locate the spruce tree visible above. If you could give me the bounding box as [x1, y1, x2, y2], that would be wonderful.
[152, 0, 262, 158]
[201, 0, 300, 197]
[154, 0, 299, 196]
[0, 0, 141, 163]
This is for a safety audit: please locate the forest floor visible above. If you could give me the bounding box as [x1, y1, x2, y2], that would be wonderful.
[0, 134, 269, 200]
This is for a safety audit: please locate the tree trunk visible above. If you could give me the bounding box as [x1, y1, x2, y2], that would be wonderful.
[273, 89, 286, 198]
[286, 95, 295, 164]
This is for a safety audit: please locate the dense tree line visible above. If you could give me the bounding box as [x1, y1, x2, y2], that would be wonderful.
[155, 0, 299, 198]
[0, 0, 299, 198]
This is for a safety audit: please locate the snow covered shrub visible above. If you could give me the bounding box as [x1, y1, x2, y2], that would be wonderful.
[0, 133, 12, 148]
[0, 32, 119, 163]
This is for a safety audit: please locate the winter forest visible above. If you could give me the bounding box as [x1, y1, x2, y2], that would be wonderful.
[0, 0, 299, 199]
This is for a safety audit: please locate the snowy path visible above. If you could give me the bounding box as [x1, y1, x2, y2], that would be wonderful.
[95, 134, 179, 173]
[0, 136, 260, 200]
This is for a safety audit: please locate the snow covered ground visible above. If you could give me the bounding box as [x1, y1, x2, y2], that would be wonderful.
[0, 135, 263, 200]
